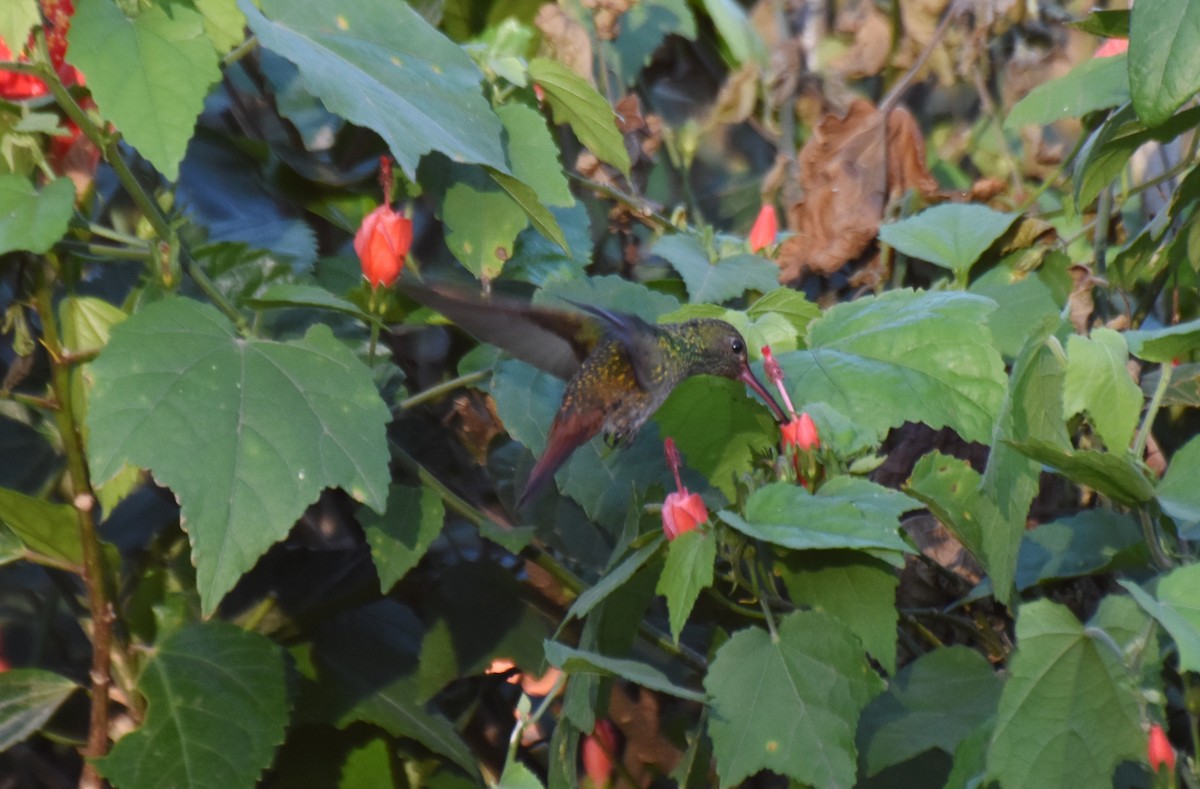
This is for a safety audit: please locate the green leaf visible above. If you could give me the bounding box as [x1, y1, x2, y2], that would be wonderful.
[1075, 104, 1200, 207]
[564, 537, 664, 624]
[193, 0, 246, 54]
[652, 234, 779, 303]
[720, 478, 917, 555]
[1007, 438, 1155, 506]
[857, 647, 1001, 775]
[497, 102, 573, 208]
[242, 0, 507, 177]
[986, 600, 1143, 789]
[613, 0, 696, 84]
[1016, 510, 1143, 590]
[96, 622, 289, 789]
[1122, 566, 1200, 672]
[1004, 54, 1129, 129]
[0, 0, 38, 55]
[310, 602, 478, 777]
[498, 759, 546, 789]
[780, 551, 898, 674]
[0, 487, 82, 565]
[535, 275, 681, 321]
[980, 322, 1069, 603]
[0, 176, 75, 255]
[1125, 317, 1200, 362]
[87, 298, 390, 613]
[878, 204, 1018, 276]
[339, 738, 395, 788]
[968, 261, 1065, 359]
[61, 295, 127, 353]
[544, 641, 706, 702]
[705, 611, 884, 788]
[747, 288, 820, 346]
[656, 528, 716, 643]
[441, 164, 529, 279]
[1129, 0, 1200, 126]
[360, 485, 445, 592]
[528, 58, 631, 176]
[774, 290, 1007, 444]
[0, 669, 78, 751]
[654, 377, 776, 499]
[1159, 435, 1200, 524]
[247, 284, 372, 322]
[905, 452, 996, 572]
[488, 170, 568, 256]
[1070, 9, 1129, 37]
[1063, 328, 1142, 452]
[68, 0, 220, 180]
[699, 0, 768, 66]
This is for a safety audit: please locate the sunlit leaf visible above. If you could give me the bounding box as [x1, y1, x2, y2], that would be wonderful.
[1063, 328, 1142, 452]
[1158, 435, 1200, 524]
[0, 669, 78, 751]
[1129, 0, 1200, 126]
[360, 485, 445, 592]
[528, 58, 630, 176]
[0, 176, 74, 255]
[656, 528, 716, 643]
[878, 204, 1018, 276]
[1122, 566, 1200, 672]
[1005, 54, 1129, 129]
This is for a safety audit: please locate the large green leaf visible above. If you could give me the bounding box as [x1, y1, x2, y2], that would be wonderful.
[87, 298, 390, 614]
[877, 204, 1018, 278]
[68, 0, 220, 180]
[1075, 105, 1200, 207]
[564, 537, 664, 624]
[652, 234, 779, 303]
[774, 290, 1007, 444]
[1158, 435, 1200, 524]
[906, 451, 996, 571]
[857, 647, 1001, 776]
[241, 0, 507, 177]
[656, 528, 716, 643]
[1004, 54, 1129, 129]
[544, 641, 705, 702]
[1063, 328, 1142, 452]
[1122, 565, 1200, 672]
[1016, 510, 1143, 590]
[528, 58, 631, 176]
[721, 478, 917, 556]
[193, 0, 246, 54]
[1007, 438, 1155, 506]
[780, 551, 898, 673]
[441, 163, 530, 279]
[1129, 0, 1200, 126]
[0, 0, 38, 55]
[0, 176, 75, 255]
[360, 484, 445, 592]
[968, 259, 1065, 359]
[979, 322, 1069, 603]
[96, 622, 289, 789]
[705, 611, 884, 788]
[497, 102, 573, 209]
[986, 600, 1143, 789]
[654, 377, 776, 500]
[0, 669, 79, 751]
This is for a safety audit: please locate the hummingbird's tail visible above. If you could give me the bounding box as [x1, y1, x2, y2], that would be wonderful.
[517, 412, 602, 508]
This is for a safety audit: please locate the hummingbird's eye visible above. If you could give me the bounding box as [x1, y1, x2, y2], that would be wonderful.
[731, 338, 745, 355]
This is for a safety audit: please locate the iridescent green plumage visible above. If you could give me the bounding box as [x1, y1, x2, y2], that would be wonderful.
[399, 282, 785, 505]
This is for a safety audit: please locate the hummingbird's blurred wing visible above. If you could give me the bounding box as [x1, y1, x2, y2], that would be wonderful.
[399, 281, 602, 381]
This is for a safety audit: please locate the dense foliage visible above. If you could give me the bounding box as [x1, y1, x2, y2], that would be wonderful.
[2, 0, 1200, 787]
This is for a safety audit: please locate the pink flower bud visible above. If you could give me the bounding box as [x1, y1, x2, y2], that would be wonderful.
[748, 203, 778, 253]
[1148, 723, 1176, 774]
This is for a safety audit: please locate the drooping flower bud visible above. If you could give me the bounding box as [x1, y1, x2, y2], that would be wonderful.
[782, 412, 820, 451]
[1148, 723, 1176, 774]
[582, 719, 619, 788]
[355, 204, 412, 287]
[662, 437, 708, 540]
[748, 203, 778, 253]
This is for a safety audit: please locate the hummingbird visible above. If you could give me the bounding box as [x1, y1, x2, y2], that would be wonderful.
[400, 281, 787, 506]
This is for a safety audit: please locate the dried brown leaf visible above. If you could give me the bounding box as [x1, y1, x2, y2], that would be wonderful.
[1067, 264, 1097, 334]
[776, 99, 939, 283]
[832, 3, 893, 79]
[710, 63, 761, 126]
[535, 4, 595, 85]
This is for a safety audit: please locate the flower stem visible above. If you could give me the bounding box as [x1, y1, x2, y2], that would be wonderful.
[32, 260, 113, 787]
[1135, 363, 1173, 459]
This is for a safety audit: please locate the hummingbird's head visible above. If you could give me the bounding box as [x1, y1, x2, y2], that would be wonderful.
[682, 320, 787, 422]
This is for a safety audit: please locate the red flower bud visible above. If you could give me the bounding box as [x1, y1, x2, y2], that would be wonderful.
[781, 412, 820, 451]
[582, 719, 618, 788]
[748, 203, 778, 253]
[662, 489, 707, 540]
[1093, 38, 1128, 58]
[1148, 723, 1175, 774]
[355, 204, 412, 288]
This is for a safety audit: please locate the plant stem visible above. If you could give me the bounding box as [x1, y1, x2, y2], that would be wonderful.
[1139, 507, 1174, 570]
[396, 370, 489, 411]
[32, 261, 113, 787]
[1135, 361, 1173, 459]
[36, 47, 248, 334]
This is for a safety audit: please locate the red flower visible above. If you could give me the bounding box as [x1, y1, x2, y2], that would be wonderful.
[355, 204, 411, 287]
[748, 203, 778, 253]
[0, 1, 84, 100]
[662, 437, 707, 540]
[1094, 38, 1129, 58]
[581, 719, 618, 788]
[781, 412, 820, 451]
[355, 157, 412, 288]
[1148, 723, 1175, 774]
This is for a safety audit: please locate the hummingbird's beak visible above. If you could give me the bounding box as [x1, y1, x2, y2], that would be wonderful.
[738, 363, 787, 423]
